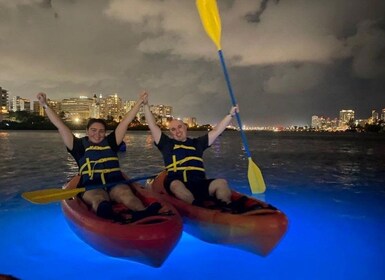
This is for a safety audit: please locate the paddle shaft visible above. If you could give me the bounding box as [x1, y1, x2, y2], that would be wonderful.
[22, 174, 157, 204]
[84, 175, 157, 192]
[218, 50, 252, 158]
[196, 0, 266, 193]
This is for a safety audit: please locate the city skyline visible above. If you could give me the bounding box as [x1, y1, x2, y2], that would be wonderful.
[3, 90, 383, 129]
[1, 1, 385, 126]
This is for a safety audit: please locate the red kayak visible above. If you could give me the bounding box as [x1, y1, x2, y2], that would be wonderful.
[149, 171, 288, 256]
[61, 175, 183, 267]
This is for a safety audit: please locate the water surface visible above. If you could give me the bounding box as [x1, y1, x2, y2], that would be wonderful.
[1, 131, 384, 279]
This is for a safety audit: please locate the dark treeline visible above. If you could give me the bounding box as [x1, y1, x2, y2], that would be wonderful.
[0, 111, 215, 131]
[1, 111, 383, 132]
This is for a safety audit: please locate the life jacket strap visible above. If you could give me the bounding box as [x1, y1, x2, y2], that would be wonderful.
[173, 144, 196, 150]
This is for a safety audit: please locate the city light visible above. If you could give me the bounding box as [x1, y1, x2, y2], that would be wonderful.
[1, 87, 384, 131]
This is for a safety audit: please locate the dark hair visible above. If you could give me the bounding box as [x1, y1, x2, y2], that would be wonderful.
[86, 118, 107, 130]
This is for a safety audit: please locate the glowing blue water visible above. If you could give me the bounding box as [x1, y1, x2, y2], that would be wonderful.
[1, 131, 384, 280]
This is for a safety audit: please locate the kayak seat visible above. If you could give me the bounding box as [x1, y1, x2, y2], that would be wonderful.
[221, 196, 277, 214]
[193, 197, 225, 209]
[132, 202, 162, 222]
[222, 196, 249, 214]
[113, 202, 166, 224]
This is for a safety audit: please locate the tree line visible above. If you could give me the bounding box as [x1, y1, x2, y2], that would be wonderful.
[0, 111, 214, 131]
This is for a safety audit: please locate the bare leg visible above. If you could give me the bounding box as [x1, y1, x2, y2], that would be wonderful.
[109, 184, 146, 211]
[110, 184, 161, 221]
[208, 178, 232, 204]
[169, 180, 195, 204]
[82, 188, 110, 212]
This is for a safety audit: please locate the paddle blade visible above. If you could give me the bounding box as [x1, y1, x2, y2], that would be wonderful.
[196, 0, 222, 50]
[248, 157, 266, 194]
[22, 187, 86, 204]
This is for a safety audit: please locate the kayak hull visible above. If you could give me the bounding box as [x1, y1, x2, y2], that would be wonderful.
[61, 175, 183, 267]
[149, 171, 288, 256]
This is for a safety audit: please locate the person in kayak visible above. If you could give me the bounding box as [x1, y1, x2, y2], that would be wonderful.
[143, 92, 238, 208]
[36, 91, 161, 222]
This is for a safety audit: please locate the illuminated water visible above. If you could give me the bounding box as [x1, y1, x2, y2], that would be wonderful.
[1, 130, 384, 280]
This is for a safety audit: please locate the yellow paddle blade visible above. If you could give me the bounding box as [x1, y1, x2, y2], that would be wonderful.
[248, 157, 266, 194]
[196, 0, 222, 50]
[22, 187, 86, 204]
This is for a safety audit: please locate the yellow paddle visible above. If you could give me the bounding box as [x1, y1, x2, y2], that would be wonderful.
[22, 175, 157, 204]
[196, 0, 266, 194]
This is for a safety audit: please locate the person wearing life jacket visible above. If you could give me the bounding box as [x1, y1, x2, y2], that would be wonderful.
[36, 91, 161, 222]
[143, 92, 238, 206]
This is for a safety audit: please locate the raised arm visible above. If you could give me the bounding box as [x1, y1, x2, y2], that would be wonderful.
[143, 93, 162, 144]
[37, 92, 74, 150]
[208, 105, 238, 146]
[115, 91, 147, 145]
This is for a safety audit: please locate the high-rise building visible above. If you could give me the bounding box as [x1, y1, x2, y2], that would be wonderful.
[61, 96, 94, 121]
[123, 100, 136, 113]
[9, 96, 31, 112]
[369, 110, 379, 124]
[142, 104, 173, 126]
[339, 110, 355, 128]
[89, 94, 101, 119]
[19, 98, 31, 112]
[0, 87, 9, 115]
[100, 94, 123, 121]
[311, 115, 320, 129]
[381, 109, 385, 121]
[150, 105, 172, 118]
[372, 110, 378, 120]
[311, 115, 338, 131]
[183, 117, 197, 128]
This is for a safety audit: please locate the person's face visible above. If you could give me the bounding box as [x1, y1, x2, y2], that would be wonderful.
[169, 120, 187, 142]
[86, 122, 106, 144]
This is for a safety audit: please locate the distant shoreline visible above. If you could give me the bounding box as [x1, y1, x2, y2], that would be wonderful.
[1, 127, 384, 136]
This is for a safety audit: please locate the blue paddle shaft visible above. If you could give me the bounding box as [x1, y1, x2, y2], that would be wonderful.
[218, 50, 252, 158]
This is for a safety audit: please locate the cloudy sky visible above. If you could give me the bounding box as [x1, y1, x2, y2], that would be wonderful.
[1, 0, 384, 126]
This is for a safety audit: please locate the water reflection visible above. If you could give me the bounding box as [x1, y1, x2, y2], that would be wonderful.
[0, 131, 9, 139]
[210, 139, 223, 157]
[73, 132, 85, 138]
[145, 134, 154, 148]
[0, 133, 14, 160]
[1, 131, 384, 195]
[123, 134, 134, 145]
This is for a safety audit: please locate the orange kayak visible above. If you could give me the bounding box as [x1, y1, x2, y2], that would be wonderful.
[61, 175, 183, 267]
[149, 171, 288, 256]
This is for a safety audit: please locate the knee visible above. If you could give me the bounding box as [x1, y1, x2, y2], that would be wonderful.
[110, 185, 136, 202]
[215, 178, 228, 187]
[169, 180, 184, 193]
[83, 190, 109, 211]
[209, 179, 231, 196]
[211, 178, 229, 190]
[170, 181, 194, 203]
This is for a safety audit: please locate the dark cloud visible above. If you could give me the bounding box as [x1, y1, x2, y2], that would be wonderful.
[39, 0, 53, 9]
[0, 0, 384, 126]
[245, 0, 280, 23]
[347, 19, 385, 79]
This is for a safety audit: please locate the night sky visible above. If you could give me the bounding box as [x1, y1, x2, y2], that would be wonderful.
[1, 0, 384, 126]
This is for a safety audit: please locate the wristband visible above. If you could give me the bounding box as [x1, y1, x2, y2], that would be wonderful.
[43, 104, 48, 109]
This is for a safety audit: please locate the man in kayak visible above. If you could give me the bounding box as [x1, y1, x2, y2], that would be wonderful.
[37, 91, 161, 222]
[143, 92, 238, 208]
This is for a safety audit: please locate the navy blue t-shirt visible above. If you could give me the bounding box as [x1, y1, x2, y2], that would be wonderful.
[68, 132, 119, 167]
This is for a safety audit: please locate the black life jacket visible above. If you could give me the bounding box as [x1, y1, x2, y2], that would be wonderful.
[165, 140, 206, 182]
[78, 138, 124, 186]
